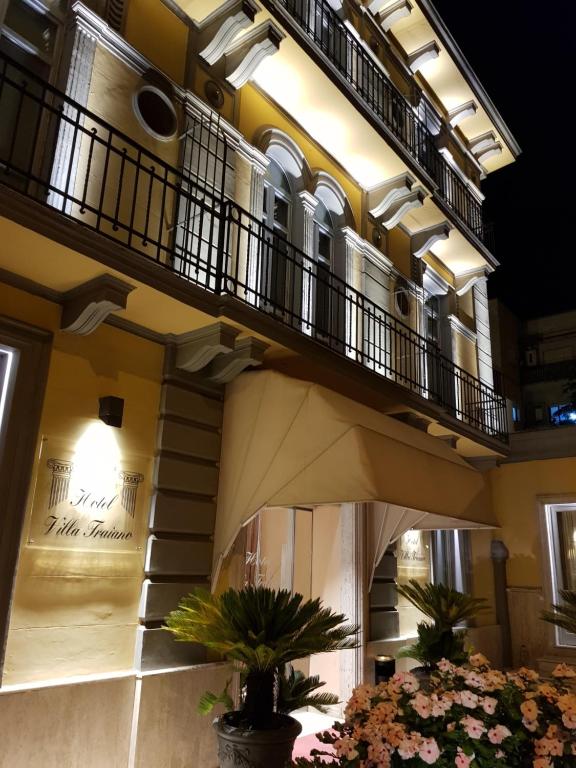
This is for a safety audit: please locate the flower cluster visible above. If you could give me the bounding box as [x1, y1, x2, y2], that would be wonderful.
[294, 656, 576, 768]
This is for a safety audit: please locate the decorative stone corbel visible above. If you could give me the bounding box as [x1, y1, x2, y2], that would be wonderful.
[470, 132, 503, 164]
[208, 336, 269, 383]
[455, 268, 486, 297]
[376, 0, 412, 31]
[380, 188, 426, 230]
[60, 274, 134, 335]
[367, 173, 414, 219]
[435, 434, 459, 450]
[198, 0, 259, 66]
[174, 322, 240, 372]
[407, 40, 440, 72]
[224, 21, 285, 89]
[469, 131, 496, 155]
[411, 221, 452, 258]
[448, 100, 477, 127]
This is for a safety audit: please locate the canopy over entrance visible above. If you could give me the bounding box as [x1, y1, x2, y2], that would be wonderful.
[213, 370, 495, 579]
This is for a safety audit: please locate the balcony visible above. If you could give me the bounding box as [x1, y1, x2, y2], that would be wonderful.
[265, 0, 493, 251]
[521, 359, 576, 386]
[0, 51, 507, 442]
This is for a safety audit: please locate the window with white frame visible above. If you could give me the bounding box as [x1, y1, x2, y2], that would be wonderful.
[0, 346, 16, 462]
[313, 200, 334, 338]
[262, 159, 293, 312]
[545, 502, 576, 647]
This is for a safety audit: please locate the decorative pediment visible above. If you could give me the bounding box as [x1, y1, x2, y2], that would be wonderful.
[60, 274, 134, 335]
[448, 100, 477, 127]
[411, 221, 452, 258]
[198, 0, 259, 66]
[225, 21, 285, 89]
[407, 40, 440, 72]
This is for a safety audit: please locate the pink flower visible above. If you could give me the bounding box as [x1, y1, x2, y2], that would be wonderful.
[481, 696, 497, 715]
[460, 690, 479, 709]
[397, 735, 420, 760]
[469, 653, 489, 668]
[460, 715, 486, 739]
[523, 717, 539, 732]
[488, 725, 511, 744]
[437, 659, 456, 674]
[411, 692, 432, 719]
[455, 747, 474, 767]
[552, 663, 576, 678]
[390, 671, 419, 694]
[418, 737, 440, 765]
[562, 711, 576, 729]
[333, 735, 359, 760]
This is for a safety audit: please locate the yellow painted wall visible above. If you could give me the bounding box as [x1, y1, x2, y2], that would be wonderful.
[454, 331, 478, 378]
[423, 252, 455, 287]
[387, 226, 412, 281]
[238, 85, 362, 230]
[124, 0, 188, 84]
[0, 281, 163, 685]
[488, 458, 576, 589]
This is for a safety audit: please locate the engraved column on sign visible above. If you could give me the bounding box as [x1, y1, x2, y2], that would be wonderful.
[119, 471, 144, 517]
[47, 459, 73, 509]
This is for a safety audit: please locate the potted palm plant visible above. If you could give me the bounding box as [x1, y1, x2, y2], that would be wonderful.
[165, 586, 357, 768]
[396, 580, 487, 673]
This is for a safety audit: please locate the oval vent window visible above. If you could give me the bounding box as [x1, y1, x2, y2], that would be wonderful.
[133, 85, 177, 141]
[395, 280, 410, 318]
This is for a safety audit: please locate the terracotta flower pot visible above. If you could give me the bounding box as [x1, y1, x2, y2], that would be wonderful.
[213, 711, 302, 768]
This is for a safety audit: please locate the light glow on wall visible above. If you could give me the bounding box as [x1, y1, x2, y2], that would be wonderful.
[71, 420, 121, 500]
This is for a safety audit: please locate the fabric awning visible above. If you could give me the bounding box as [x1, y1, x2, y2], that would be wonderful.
[213, 370, 495, 580]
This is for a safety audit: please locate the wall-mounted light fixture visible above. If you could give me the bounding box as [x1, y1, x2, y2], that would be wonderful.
[98, 396, 124, 428]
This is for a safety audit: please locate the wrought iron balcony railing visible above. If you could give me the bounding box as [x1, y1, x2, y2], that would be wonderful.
[271, 0, 493, 250]
[0, 51, 507, 441]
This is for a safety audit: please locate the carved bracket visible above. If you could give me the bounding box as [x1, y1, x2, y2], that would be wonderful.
[224, 21, 285, 89]
[379, 188, 426, 230]
[174, 322, 269, 383]
[411, 221, 452, 258]
[390, 411, 432, 433]
[448, 100, 477, 127]
[377, 0, 412, 31]
[455, 269, 486, 297]
[367, 173, 414, 219]
[208, 336, 269, 383]
[60, 274, 134, 335]
[198, 0, 259, 66]
[407, 40, 440, 72]
[175, 322, 240, 372]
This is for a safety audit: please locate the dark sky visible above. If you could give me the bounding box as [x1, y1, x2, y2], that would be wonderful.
[432, 1, 575, 319]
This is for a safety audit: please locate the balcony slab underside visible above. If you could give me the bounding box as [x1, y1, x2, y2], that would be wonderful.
[0, 186, 506, 456]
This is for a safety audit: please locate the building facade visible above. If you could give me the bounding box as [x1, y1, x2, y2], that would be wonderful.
[0, 0, 520, 765]
[488, 302, 576, 673]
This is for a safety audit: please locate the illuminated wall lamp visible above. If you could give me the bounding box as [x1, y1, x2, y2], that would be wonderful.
[98, 396, 124, 428]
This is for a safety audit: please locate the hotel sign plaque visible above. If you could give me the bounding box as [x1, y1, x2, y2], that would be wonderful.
[27, 434, 147, 552]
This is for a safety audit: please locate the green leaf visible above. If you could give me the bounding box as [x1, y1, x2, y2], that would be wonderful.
[197, 679, 233, 715]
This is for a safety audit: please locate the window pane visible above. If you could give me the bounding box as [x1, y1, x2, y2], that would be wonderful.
[273, 195, 289, 229]
[5, 0, 58, 59]
[556, 507, 576, 591]
[318, 230, 331, 262]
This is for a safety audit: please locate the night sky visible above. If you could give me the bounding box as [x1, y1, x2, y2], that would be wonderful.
[432, 1, 575, 319]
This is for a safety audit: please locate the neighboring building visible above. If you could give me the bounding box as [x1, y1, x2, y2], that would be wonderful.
[0, 0, 520, 764]
[488, 302, 576, 673]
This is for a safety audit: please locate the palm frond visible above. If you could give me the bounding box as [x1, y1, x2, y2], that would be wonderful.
[164, 586, 359, 673]
[277, 664, 339, 714]
[396, 580, 487, 628]
[542, 590, 576, 636]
